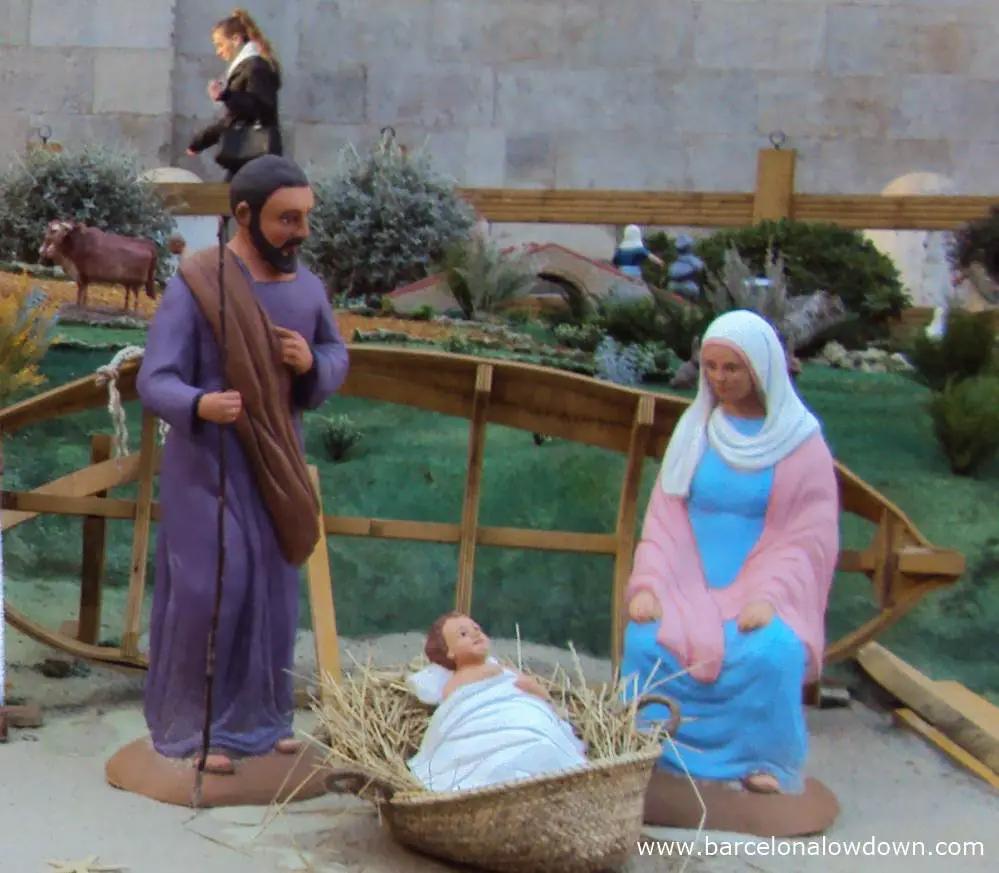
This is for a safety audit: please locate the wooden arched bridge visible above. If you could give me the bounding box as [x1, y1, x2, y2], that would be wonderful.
[0, 346, 965, 685]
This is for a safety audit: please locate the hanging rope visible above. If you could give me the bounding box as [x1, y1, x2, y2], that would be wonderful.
[193, 214, 230, 806]
[94, 346, 170, 454]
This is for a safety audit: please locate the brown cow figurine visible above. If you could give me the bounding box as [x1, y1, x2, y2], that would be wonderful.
[39, 220, 158, 311]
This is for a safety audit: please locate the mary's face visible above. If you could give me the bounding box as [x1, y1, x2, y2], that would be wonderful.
[701, 342, 758, 408]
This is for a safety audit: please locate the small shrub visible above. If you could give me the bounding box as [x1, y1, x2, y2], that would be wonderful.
[302, 132, 476, 299]
[0, 143, 176, 284]
[928, 376, 999, 475]
[593, 336, 656, 386]
[553, 322, 604, 352]
[654, 294, 715, 360]
[442, 234, 535, 319]
[321, 414, 364, 462]
[640, 232, 679, 288]
[409, 304, 436, 321]
[0, 278, 59, 404]
[643, 341, 682, 382]
[906, 308, 997, 392]
[593, 297, 671, 346]
[443, 334, 473, 354]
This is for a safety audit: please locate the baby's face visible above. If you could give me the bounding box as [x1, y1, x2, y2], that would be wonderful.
[442, 615, 490, 666]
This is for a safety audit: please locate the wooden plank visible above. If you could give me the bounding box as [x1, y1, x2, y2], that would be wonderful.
[120, 411, 158, 659]
[324, 512, 617, 555]
[893, 708, 999, 792]
[305, 466, 341, 699]
[856, 643, 999, 773]
[1, 492, 139, 521]
[156, 182, 757, 226]
[934, 681, 999, 748]
[791, 194, 999, 230]
[78, 434, 112, 644]
[611, 394, 655, 674]
[0, 453, 142, 532]
[753, 148, 797, 222]
[455, 363, 493, 614]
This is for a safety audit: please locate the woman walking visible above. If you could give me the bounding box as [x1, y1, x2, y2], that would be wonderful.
[186, 8, 284, 179]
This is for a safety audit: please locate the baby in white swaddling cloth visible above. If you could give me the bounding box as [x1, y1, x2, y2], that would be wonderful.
[405, 611, 588, 793]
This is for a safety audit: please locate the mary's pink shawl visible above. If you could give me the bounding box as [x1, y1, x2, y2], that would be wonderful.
[625, 432, 840, 684]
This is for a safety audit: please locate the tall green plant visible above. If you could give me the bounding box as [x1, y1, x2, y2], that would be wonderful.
[302, 132, 476, 299]
[442, 235, 536, 319]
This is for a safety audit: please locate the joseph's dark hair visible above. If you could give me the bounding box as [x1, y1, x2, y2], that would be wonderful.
[215, 7, 281, 80]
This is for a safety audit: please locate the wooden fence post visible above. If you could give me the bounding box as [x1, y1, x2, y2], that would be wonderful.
[752, 144, 797, 223]
[77, 433, 112, 644]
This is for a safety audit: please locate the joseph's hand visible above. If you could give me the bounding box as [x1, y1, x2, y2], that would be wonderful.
[628, 589, 662, 623]
[276, 327, 314, 375]
[197, 390, 242, 424]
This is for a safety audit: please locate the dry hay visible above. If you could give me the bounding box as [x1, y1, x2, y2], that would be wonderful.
[305, 648, 672, 798]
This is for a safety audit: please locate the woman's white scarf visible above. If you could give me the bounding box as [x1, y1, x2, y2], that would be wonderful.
[617, 223, 645, 251]
[227, 40, 260, 79]
[213, 41, 261, 109]
[660, 309, 820, 496]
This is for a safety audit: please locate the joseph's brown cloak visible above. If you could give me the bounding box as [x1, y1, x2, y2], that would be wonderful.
[178, 246, 320, 566]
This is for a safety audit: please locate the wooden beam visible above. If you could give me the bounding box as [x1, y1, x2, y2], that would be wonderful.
[893, 708, 999, 792]
[455, 363, 493, 614]
[78, 434, 112, 645]
[120, 412, 158, 659]
[856, 643, 999, 773]
[156, 182, 757, 227]
[0, 453, 142, 532]
[611, 394, 655, 674]
[753, 148, 796, 222]
[305, 466, 341, 699]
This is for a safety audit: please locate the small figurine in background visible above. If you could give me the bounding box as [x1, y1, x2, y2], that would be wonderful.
[611, 224, 665, 280]
[406, 611, 586, 792]
[667, 234, 705, 300]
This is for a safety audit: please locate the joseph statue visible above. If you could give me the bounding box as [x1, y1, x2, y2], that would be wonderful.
[135, 155, 349, 775]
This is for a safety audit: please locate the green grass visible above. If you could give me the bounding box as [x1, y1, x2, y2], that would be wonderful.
[3, 344, 998, 698]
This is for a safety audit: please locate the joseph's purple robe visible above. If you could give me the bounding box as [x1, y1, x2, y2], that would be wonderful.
[136, 260, 349, 759]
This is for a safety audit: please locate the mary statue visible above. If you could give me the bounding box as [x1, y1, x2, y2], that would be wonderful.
[622, 309, 840, 804]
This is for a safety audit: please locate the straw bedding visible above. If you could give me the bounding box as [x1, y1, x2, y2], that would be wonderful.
[305, 652, 677, 873]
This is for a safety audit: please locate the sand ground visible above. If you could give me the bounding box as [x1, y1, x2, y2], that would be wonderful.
[3, 593, 999, 873]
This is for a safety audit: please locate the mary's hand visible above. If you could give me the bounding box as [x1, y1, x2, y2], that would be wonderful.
[737, 600, 774, 632]
[628, 589, 662, 623]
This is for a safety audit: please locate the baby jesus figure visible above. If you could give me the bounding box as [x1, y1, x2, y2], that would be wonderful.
[426, 612, 550, 702]
[405, 611, 588, 792]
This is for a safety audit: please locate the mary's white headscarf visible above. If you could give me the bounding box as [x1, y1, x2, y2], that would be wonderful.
[660, 309, 820, 496]
[618, 224, 645, 250]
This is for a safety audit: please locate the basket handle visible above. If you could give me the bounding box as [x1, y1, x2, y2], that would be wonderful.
[325, 767, 398, 801]
[635, 693, 681, 736]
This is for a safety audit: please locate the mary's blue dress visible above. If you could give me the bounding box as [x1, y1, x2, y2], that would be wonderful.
[622, 416, 808, 792]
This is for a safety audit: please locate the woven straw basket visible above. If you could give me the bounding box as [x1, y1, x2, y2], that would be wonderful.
[326, 694, 679, 873]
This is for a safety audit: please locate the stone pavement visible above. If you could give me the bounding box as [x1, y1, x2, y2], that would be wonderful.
[2, 700, 998, 873]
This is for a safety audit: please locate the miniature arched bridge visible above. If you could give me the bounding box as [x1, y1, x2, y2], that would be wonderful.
[0, 347, 965, 686]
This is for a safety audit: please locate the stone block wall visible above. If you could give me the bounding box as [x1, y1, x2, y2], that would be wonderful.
[0, 0, 176, 165]
[2, 0, 998, 198]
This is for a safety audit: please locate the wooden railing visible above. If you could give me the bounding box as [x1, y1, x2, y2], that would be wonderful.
[153, 147, 999, 231]
[0, 347, 965, 681]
